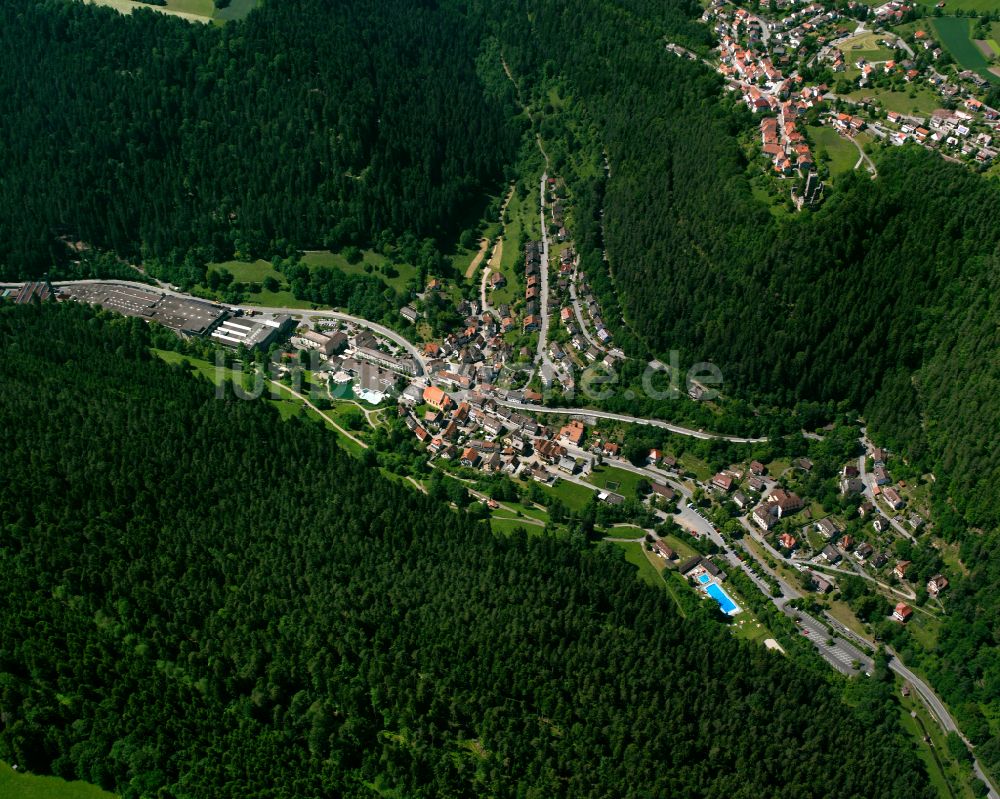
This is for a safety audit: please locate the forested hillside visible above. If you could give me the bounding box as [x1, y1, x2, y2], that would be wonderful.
[491, 0, 1000, 529]
[0, 301, 933, 798]
[0, 0, 519, 281]
[484, 0, 1000, 757]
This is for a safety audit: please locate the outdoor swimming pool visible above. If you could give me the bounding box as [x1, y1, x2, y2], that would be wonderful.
[697, 573, 711, 585]
[706, 583, 741, 615]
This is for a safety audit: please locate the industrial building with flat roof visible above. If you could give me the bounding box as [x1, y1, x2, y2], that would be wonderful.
[59, 284, 292, 350]
[63, 284, 228, 336]
[210, 314, 293, 350]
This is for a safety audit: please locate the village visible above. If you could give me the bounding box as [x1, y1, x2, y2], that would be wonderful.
[32, 153, 954, 648]
[687, 0, 1000, 206]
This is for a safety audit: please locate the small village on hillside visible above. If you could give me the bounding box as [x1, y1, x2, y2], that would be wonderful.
[675, 0, 1000, 207]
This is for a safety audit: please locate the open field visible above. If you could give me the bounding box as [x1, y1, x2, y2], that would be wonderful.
[0, 762, 116, 799]
[212, 0, 258, 21]
[586, 464, 646, 498]
[152, 350, 368, 455]
[915, 0, 1000, 10]
[844, 82, 945, 117]
[808, 125, 861, 180]
[541, 477, 597, 511]
[300, 250, 417, 293]
[837, 31, 895, 62]
[209, 259, 280, 284]
[81, 0, 212, 22]
[933, 16, 1000, 83]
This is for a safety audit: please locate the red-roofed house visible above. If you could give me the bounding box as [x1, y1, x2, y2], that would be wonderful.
[712, 473, 734, 492]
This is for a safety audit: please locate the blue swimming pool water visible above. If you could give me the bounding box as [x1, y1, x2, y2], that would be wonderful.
[706, 583, 740, 615]
[697, 573, 711, 585]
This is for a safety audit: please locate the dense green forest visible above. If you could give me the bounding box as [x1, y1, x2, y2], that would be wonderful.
[0, 301, 934, 798]
[0, 0, 519, 282]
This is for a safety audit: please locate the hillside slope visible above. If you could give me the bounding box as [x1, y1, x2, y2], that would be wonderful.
[0, 301, 933, 799]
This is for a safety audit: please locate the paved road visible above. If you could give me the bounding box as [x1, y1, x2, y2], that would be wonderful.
[889, 652, 999, 798]
[495, 399, 768, 443]
[568, 267, 605, 352]
[857, 431, 916, 543]
[11, 279, 431, 378]
[536, 174, 557, 385]
[809, 560, 916, 601]
[269, 379, 367, 449]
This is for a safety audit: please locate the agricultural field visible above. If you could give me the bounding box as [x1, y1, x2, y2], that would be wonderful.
[0, 762, 116, 799]
[932, 16, 1000, 83]
[80, 0, 258, 22]
[915, 0, 1000, 11]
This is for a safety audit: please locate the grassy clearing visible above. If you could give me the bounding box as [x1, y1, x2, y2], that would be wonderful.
[538, 478, 597, 511]
[0, 762, 116, 799]
[916, 0, 1000, 11]
[153, 348, 229, 386]
[933, 16, 1000, 83]
[825, 599, 871, 639]
[493, 499, 550, 523]
[209, 259, 280, 284]
[676, 452, 714, 483]
[300, 250, 418, 294]
[207, 250, 418, 304]
[809, 125, 860, 181]
[164, 0, 214, 15]
[602, 524, 647, 540]
[844, 83, 944, 117]
[609, 541, 665, 588]
[212, 0, 258, 21]
[490, 517, 547, 536]
[490, 182, 540, 308]
[729, 606, 773, 646]
[80, 0, 212, 22]
[586, 465, 646, 498]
